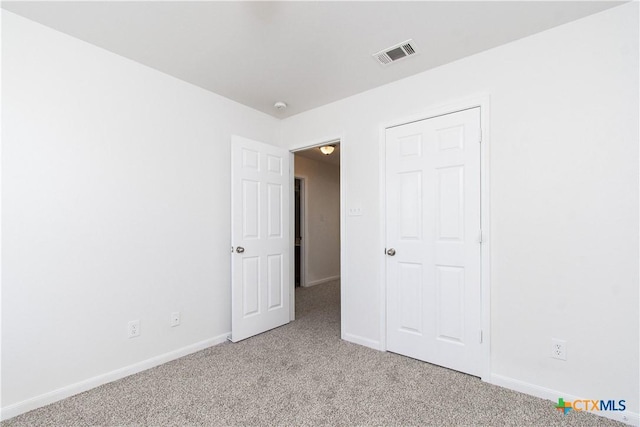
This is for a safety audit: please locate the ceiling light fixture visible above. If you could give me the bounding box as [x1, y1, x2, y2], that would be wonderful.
[319, 145, 336, 155]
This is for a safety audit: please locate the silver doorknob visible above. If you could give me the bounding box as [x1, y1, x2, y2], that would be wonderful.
[386, 248, 396, 256]
[236, 246, 245, 253]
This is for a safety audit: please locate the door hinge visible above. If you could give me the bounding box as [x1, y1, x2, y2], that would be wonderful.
[479, 129, 483, 143]
[480, 330, 483, 344]
[478, 230, 483, 244]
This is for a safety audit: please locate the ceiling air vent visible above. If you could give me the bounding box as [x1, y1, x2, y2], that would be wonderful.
[373, 39, 417, 66]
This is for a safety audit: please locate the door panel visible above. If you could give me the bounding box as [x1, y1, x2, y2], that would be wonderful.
[267, 254, 283, 310]
[242, 256, 260, 317]
[267, 183, 282, 238]
[437, 166, 464, 240]
[242, 180, 260, 239]
[231, 135, 290, 342]
[399, 171, 422, 239]
[398, 262, 423, 334]
[436, 265, 465, 342]
[386, 107, 482, 376]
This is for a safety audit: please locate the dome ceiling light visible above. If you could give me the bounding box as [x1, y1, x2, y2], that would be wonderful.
[319, 145, 336, 155]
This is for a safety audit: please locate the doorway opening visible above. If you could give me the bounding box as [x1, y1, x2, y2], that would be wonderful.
[291, 142, 341, 319]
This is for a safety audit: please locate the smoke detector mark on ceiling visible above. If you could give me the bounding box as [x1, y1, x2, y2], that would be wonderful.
[373, 39, 417, 66]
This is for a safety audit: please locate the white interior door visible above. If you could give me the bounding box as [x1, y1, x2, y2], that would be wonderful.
[231, 135, 290, 342]
[385, 107, 482, 376]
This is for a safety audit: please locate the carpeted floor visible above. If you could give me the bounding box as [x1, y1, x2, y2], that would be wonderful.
[3, 280, 623, 426]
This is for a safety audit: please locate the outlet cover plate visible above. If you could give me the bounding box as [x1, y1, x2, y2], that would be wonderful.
[128, 320, 140, 338]
[171, 312, 180, 327]
[551, 338, 566, 360]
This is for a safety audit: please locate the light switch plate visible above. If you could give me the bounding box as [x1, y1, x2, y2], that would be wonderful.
[348, 206, 363, 216]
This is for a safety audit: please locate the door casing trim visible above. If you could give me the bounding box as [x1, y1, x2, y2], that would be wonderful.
[378, 94, 492, 381]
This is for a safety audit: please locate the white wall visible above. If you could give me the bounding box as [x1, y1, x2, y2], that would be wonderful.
[294, 155, 340, 286]
[1, 11, 279, 414]
[281, 2, 639, 420]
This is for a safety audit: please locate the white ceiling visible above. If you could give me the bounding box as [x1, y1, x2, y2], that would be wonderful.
[3, 1, 625, 118]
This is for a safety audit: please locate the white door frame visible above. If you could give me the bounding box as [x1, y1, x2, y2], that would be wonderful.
[379, 95, 492, 380]
[288, 136, 345, 324]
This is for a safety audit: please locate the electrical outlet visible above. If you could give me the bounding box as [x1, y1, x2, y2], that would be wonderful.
[170, 312, 180, 327]
[128, 320, 140, 338]
[551, 338, 566, 360]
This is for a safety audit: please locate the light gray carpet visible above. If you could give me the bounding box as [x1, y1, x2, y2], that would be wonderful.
[3, 280, 623, 426]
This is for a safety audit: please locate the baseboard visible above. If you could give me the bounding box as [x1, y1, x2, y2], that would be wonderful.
[343, 332, 383, 351]
[0, 333, 230, 421]
[491, 374, 639, 426]
[303, 275, 340, 287]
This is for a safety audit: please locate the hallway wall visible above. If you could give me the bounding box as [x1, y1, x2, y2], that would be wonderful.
[294, 155, 340, 286]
